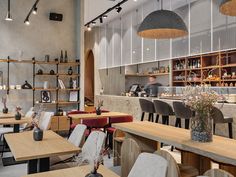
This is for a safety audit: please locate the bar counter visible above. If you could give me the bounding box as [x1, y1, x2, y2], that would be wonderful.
[95, 95, 236, 139]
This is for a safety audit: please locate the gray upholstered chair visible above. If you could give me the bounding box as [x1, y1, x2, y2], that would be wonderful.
[211, 106, 233, 139]
[153, 100, 174, 125]
[139, 99, 156, 122]
[204, 169, 234, 177]
[173, 102, 192, 129]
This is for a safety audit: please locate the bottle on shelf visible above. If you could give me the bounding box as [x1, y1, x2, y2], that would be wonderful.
[64, 50, 68, 63]
[60, 50, 64, 63]
[69, 77, 73, 89]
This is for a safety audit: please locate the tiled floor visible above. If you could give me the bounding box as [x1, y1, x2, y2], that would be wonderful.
[0, 146, 180, 177]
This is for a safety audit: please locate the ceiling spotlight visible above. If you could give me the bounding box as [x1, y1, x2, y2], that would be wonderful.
[33, 6, 38, 15]
[100, 17, 103, 23]
[116, 6, 122, 13]
[103, 14, 108, 18]
[24, 18, 30, 25]
[5, 0, 13, 21]
[92, 21, 96, 25]
[87, 25, 92, 31]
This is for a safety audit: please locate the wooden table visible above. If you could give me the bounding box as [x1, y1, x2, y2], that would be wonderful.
[69, 112, 131, 123]
[22, 165, 119, 177]
[0, 117, 31, 133]
[0, 112, 15, 119]
[5, 130, 80, 174]
[113, 121, 236, 176]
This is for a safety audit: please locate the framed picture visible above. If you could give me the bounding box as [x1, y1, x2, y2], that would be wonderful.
[69, 91, 78, 102]
[41, 91, 51, 103]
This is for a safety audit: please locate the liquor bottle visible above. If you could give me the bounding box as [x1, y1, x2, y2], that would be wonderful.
[69, 77, 73, 89]
[64, 50, 68, 63]
[60, 50, 64, 63]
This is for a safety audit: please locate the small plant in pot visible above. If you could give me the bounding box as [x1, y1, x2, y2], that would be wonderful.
[95, 100, 103, 115]
[2, 97, 8, 114]
[15, 106, 22, 120]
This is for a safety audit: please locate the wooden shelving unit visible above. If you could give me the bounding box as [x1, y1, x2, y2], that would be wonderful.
[172, 49, 236, 87]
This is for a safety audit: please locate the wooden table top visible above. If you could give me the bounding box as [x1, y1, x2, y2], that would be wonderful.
[113, 121, 236, 166]
[5, 130, 80, 161]
[22, 165, 119, 177]
[0, 117, 31, 125]
[69, 112, 130, 120]
[0, 112, 15, 118]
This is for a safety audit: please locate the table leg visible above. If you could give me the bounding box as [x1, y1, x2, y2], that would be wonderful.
[13, 124, 20, 133]
[28, 159, 38, 174]
[38, 157, 50, 172]
[219, 163, 236, 176]
[181, 151, 211, 175]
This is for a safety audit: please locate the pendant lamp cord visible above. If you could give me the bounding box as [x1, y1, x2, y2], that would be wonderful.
[8, 0, 10, 13]
[157, 0, 163, 10]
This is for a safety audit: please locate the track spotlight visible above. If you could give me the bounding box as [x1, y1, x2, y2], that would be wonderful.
[33, 6, 38, 15]
[100, 17, 103, 23]
[103, 14, 108, 18]
[87, 25, 92, 31]
[92, 21, 96, 25]
[116, 6, 122, 13]
[24, 18, 30, 25]
[5, 0, 13, 21]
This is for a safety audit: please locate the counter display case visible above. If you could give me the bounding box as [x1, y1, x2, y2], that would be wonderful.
[158, 86, 236, 103]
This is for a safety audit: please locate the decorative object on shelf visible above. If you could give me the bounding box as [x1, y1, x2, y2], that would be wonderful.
[73, 80, 77, 89]
[15, 106, 22, 120]
[10, 85, 15, 89]
[95, 100, 103, 115]
[58, 79, 65, 89]
[41, 91, 51, 103]
[50, 70, 55, 75]
[60, 50, 64, 63]
[220, 0, 236, 16]
[45, 55, 50, 62]
[76, 59, 79, 63]
[57, 107, 63, 116]
[37, 69, 43, 75]
[69, 77, 73, 89]
[22, 81, 32, 89]
[32, 104, 44, 141]
[2, 96, 8, 114]
[0, 71, 3, 86]
[16, 85, 21, 90]
[64, 50, 68, 63]
[69, 91, 78, 102]
[68, 67, 73, 75]
[137, 0, 188, 39]
[43, 81, 49, 89]
[54, 58, 58, 62]
[183, 86, 225, 142]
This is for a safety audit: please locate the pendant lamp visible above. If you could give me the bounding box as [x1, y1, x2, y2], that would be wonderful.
[137, 0, 188, 39]
[220, 0, 236, 16]
[5, 0, 13, 21]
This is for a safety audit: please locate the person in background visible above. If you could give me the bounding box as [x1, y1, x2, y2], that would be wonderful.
[144, 76, 162, 97]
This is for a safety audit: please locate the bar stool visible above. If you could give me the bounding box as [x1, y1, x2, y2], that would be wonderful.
[139, 99, 156, 122]
[173, 102, 192, 129]
[153, 100, 174, 125]
[211, 106, 233, 139]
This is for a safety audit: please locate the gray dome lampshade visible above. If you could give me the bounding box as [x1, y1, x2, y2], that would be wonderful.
[220, 0, 236, 16]
[137, 10, 188, 39]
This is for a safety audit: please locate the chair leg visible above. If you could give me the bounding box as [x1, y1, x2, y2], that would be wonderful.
[162, 116, 169, 125]
[228, 123, 233, 139]
[141, 112, 145, 121]
[185, 119, 190, 129]
[175, 118, 181, 128]
[148, 113, 152, 122]
[155, 114, 159, 123]
[213, 123, 216, 135]
[151, 113, 154, 122]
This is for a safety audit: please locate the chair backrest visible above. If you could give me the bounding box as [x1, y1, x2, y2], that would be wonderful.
[109, 115, 133, 124]
[211, 106, 225, 123]
[204, 169, 234, 177]
[173, 102, 192, 120]
[128, 152, 168, 177]
[155, 150, 181, 177]
[68, 124, 87, 147]
[67, 110, 89, 115]
[81, 117, 109, 129]
[153, 100, 174, 116]
[81, 131, 106, 162]
[139, 99, 155, 113]
[121, 138, 141, 177]
[38, 112, 54, 131]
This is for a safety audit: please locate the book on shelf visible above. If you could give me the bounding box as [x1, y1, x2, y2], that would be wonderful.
[58, 79, 65, 89]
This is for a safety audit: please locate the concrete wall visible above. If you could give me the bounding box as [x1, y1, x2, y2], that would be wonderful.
[0, 0, 78, 113]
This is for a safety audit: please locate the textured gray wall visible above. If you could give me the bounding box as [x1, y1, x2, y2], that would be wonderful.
[0, 0, 77, 113]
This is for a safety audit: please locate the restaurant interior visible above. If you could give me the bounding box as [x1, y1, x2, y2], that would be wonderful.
[0, 0, 236, 177]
